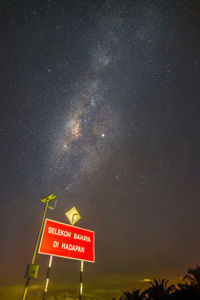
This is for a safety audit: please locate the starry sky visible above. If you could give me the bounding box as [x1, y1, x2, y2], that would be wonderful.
[1, 0, 200, 299]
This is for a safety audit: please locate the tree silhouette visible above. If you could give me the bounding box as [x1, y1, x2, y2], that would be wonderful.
[120, 289, 145, 300]
[117, 266, 200, 300]
[170, 266, 200, 300]
[144, 278, 175, 300]
[184, 265, 200, 286]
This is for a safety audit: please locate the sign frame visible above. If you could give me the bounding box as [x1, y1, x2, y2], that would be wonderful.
[38, 218, 95, 263]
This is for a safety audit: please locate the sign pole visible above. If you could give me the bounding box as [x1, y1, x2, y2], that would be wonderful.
[79, 260, 84, 300]
[22, 199, 49, 300]
[22, 194, 56, 300]
[22, 278, 30, 300]
[65, 207, 85, 300]
[31, 200, 49, 265]
[42, 255, 53, 300]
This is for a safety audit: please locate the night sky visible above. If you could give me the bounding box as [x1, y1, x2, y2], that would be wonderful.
[1, 1, 200, 299]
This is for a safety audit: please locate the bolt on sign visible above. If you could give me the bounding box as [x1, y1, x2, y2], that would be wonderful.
[38, 219, 95, 262]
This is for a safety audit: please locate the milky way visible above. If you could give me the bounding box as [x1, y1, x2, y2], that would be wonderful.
[52, 13, 123, 189]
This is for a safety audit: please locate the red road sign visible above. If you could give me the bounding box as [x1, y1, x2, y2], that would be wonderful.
[38, 219, 95, 262]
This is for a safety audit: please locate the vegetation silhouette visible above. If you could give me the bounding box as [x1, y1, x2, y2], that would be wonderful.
[144, 278, 175, 300]
[117, 266, 200, 300]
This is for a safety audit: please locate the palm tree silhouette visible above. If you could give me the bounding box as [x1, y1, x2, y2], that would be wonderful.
[171, 266, 200, 299]
[144, 278, 174, 300]
[184, 265, 200, 286]
[117, 266, 200, 300]
[120, 289, 144, 300]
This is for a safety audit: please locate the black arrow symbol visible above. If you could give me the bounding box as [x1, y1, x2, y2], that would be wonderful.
[72, 213, 79, 225]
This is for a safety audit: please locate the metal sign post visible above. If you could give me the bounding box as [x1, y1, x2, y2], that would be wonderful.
[22, 194, 56, 300]
[79, 260, 84, 300]
[42, 255, 53, 300]
[65, 207, 86, 300]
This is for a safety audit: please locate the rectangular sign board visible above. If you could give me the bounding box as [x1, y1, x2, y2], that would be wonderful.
[39, 219, 95, 262]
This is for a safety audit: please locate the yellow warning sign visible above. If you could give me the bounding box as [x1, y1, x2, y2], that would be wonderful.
[65, 206, 81, 225]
